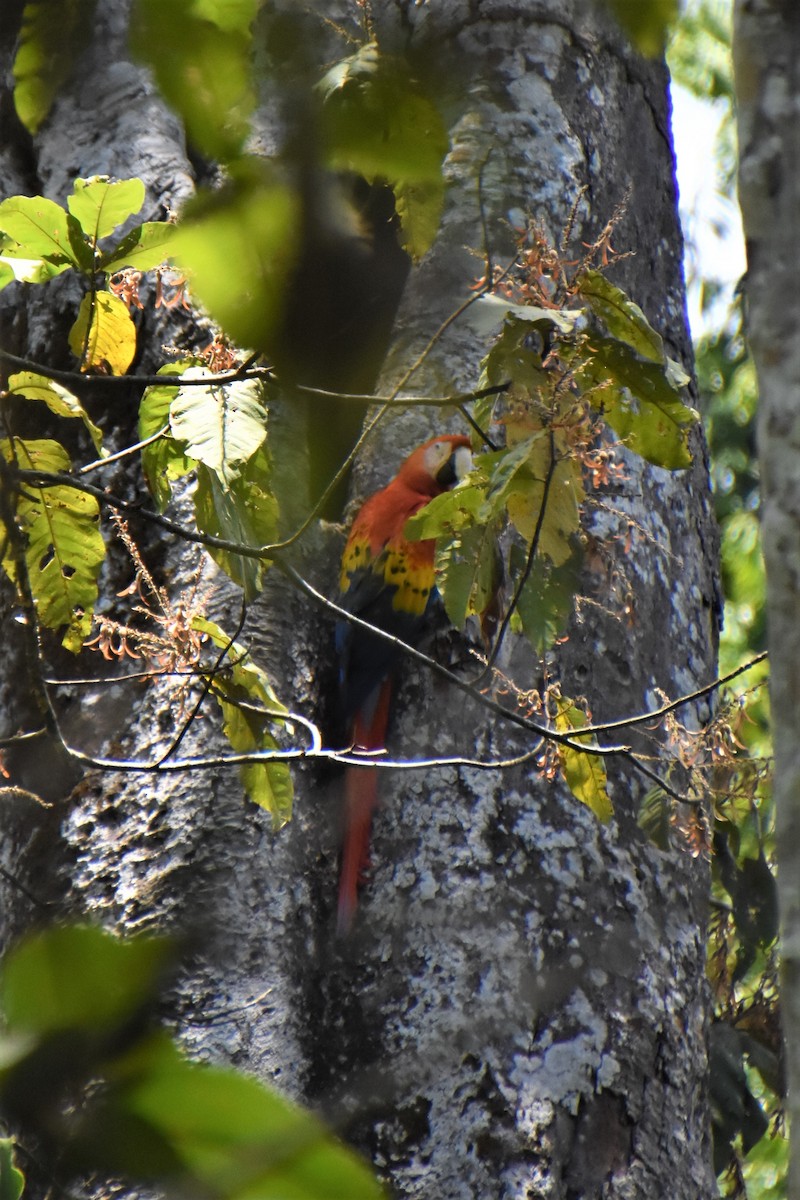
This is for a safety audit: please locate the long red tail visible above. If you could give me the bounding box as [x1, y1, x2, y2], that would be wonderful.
[337, 679, 393, 934]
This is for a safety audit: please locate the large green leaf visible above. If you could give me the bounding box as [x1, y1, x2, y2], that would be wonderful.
[0, 195, 90, 271]
[67, 176, 145, 243]
[130, 0, 259, 160]
[12, 0, 98, 134]
[119, 1037, 380, 1197]
[511, 547, 581, 655]
[0, 438, 105, 652]
[578, 269, 665, 364]
[172, 162, 297, 354]
[7, 371, 104, 454]
[139, 362, 198, 511]
[99, 222, 179, 272]
[435, 518, 501, 631]
[169, 371, 266, 486]
[68, 291, 137, 375]
[1, 925, 173, 1034]
[194, 617, 293, 826]
[578, 338, 697, 469]
[193, 447, 279, 600]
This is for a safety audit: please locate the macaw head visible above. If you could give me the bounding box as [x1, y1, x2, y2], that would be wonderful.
[397, 434, 473, 498]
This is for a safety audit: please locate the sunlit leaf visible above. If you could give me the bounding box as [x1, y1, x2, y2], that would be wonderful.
[193, 617, 293, 825]
[0, 438, 105, 652]
[466, 295, 579, 341]
[130, 0, 259, 160]
[193, 447, 278, 600]
[8, 371, 104, 454]
[0, 252, 70, 287]
[169, 371, 266, 486]
[67, 176, 145, 242]
[99, 222, 179, 272]
[0, 195, 90, 271]
[553, 694, 612, 821]
[12, 0, 99, 134]
[68, 291, 137, 374]
[139, 364, 198, 511]
[172, 162, 297, 354]
[1, 925, 173, 1034]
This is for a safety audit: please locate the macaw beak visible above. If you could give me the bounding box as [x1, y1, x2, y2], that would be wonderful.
[436, 444, 473, 489]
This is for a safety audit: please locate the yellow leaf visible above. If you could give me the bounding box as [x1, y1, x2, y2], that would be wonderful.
[69, 291, 136, 374]
[553, 694, 612, 822]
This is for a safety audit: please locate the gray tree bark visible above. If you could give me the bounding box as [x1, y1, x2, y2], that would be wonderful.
[733, 0, 800, 1192]
[0, 1, 719, 1197]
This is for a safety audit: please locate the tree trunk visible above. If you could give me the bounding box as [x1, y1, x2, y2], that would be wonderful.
[0, 1, 719, 1197]
[733, 0, 800, 1191]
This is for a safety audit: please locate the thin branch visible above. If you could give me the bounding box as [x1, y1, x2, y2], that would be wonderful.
[155, 599, 248, 766]
[78, 424, 169, 475]
[580, 651, 769, 737]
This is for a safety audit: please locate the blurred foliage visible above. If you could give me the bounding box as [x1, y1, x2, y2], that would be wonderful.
[0, 925, 383, 1200]
[669, 3, 783, 1196]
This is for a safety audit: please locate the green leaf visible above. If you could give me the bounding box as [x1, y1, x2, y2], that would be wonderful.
[139, 362, 198, 510]
[8, 371, 104, 454]
[319, 42, 448, 257]
[0, 195, 88, 270]
[553, 694, 612, 822]
[130, 0, 258, 160]
[578, 270, 665, 364]
[12, 0, 99, 134]
[0, 438, 106, 651]
[0, 1139, 24, 1200]
[193, 447, 279, 600]
[99, 221, 179, 273]
[404, 479, 484, 541]
[320, 44, 448, 181]
[602, 0, 679, 56]
[67, 176, 145, 242]
[169, 371, 266, 486]
[435, 518, 501, 631]
[117, 1036, 381, 1198]
[512, 547, 581, 655]
[636, 786, 671, 851]
[1, 925, 173, 1035]
[68, 291, 137, 374]
[579, 338, 697, 469]
[172, 162, 297, 354]
[193, 617, 293, 826]
[394, 179, 444, 261]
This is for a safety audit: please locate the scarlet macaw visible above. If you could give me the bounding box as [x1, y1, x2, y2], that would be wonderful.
[336, 434, 473, 932]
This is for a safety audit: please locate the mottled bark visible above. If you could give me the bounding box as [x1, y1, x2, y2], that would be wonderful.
[0, 1, 718, 1197]
[733, 0, 800, 1191]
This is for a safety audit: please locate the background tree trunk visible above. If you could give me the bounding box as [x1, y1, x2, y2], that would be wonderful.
[0, 1, 719, 1196]
[733, 0, 800, 1191]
